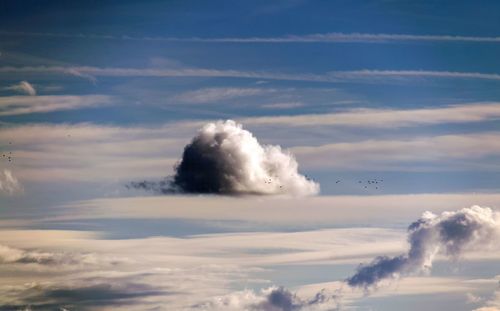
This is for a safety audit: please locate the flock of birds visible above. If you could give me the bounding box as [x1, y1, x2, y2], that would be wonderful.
[1, 142, 13, 162]
[263, 175, 384, 191]
[358, 178, 384, 190]
[335, 178, 384, 190]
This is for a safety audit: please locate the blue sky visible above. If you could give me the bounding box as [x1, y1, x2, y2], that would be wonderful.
[1, 1, 500, 310]
[3, 1, 500, 196]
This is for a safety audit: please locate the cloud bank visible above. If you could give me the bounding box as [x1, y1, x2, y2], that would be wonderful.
[347, 206, 500, 290]
[132, 120, 319, 196]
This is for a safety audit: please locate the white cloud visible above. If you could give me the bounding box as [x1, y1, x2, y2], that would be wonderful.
[132, 120, 319, 196]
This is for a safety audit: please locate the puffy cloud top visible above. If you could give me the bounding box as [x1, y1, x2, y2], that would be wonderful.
[173, 120, 319, 195]
[131, 120, 319, 196]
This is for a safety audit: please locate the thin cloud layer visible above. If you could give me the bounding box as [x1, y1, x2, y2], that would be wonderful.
[0, 243, 121, 268]
[132, 120, 319, 195]
[2, 81, 36, 96]
[175, 87, 277, 104]
[0, 95, 112, 116]
[5, 66, 500, 85]
[347, 206, 500, 290]
[5, 30, 500, 44]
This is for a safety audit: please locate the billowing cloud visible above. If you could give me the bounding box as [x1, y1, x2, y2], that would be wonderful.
[347, 206, 500, 290]
[0, 169, 22, 195]
[3, 81, 36, 95]
[131, 120, 319, 195]
[197, 286, 341, 311]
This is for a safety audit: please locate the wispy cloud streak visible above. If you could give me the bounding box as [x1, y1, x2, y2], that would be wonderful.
[242, 103, 500, 128]
[175, 87, 277, 104]
[4, 31, 500, 44]
[3, 66, 500, 84]
[0, 95, 112, 116]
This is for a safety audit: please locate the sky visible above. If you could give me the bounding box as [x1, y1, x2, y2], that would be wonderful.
[1, 1, 500, 310]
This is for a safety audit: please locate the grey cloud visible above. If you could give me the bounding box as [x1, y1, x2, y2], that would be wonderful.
[347, 206, 500, 290]
[1, 282, 167, 311]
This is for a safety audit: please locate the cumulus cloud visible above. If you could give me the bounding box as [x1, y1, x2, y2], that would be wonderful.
[131, 120, 319, 195]
[3, 81, 36, 95]
[346, 206, 500, 290]
[0, 169, 23, 195]
[196, 286, 341, 311]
